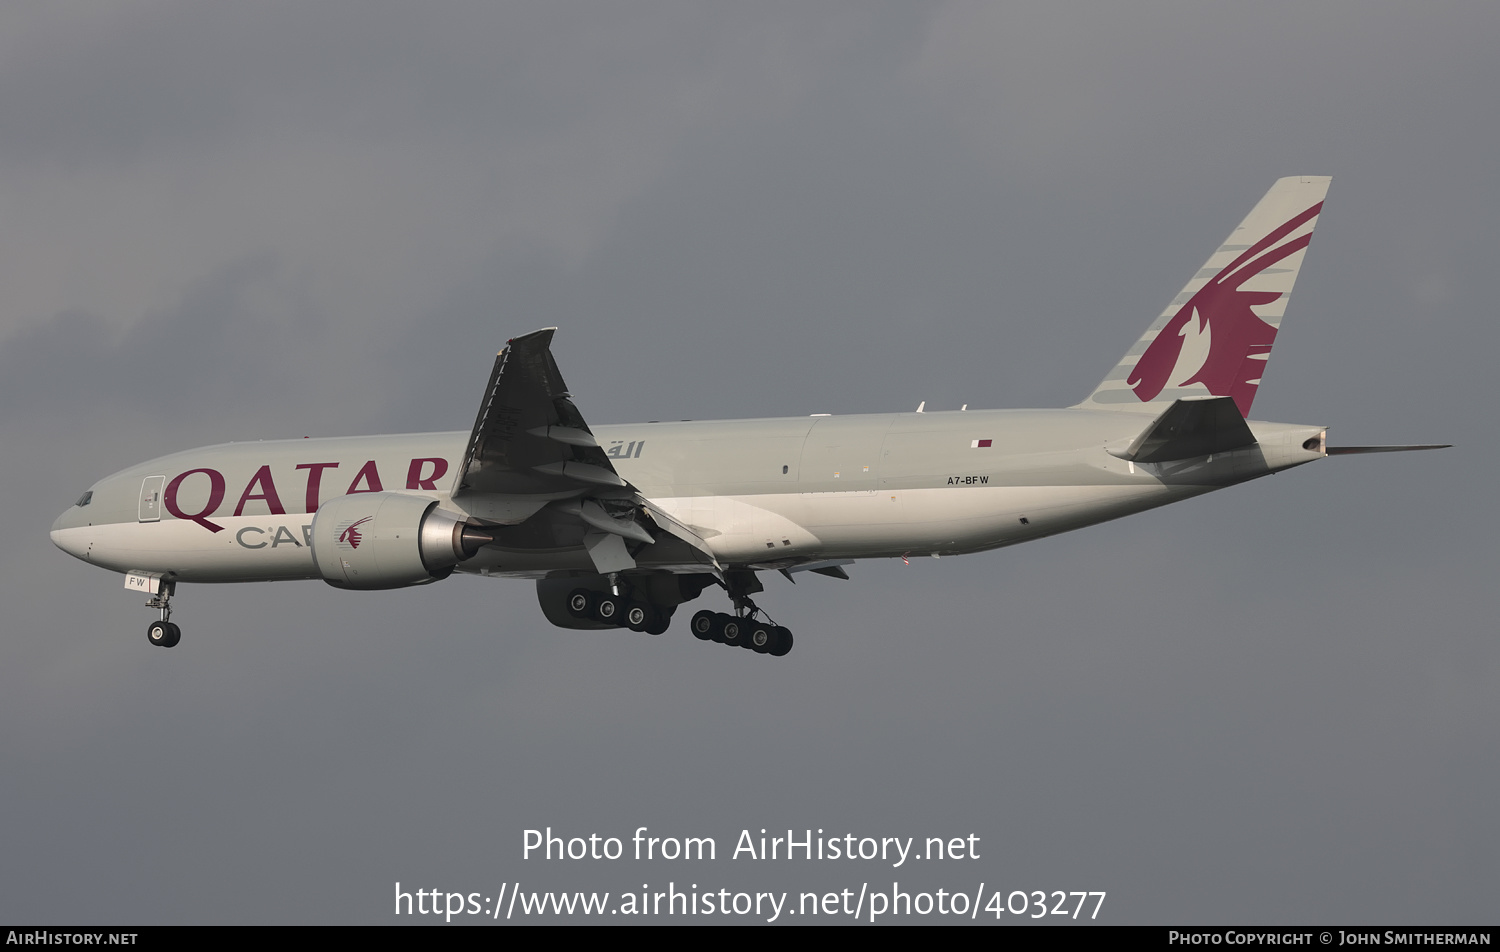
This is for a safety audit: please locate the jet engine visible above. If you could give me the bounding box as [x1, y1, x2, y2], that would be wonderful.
[310, 492, 493, 590]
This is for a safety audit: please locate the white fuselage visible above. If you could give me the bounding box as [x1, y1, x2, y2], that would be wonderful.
[50, 407, 1326, 583]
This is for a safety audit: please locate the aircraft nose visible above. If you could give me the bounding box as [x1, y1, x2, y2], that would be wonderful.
[51, 506, 92, 561]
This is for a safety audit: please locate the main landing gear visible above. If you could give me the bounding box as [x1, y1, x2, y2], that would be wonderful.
[689, 609, 793, 657]
[688, 569, 793, 657]
[565, 586, 673, 635]
[561, 570, 796, 657]
[146, 580, 180, 648]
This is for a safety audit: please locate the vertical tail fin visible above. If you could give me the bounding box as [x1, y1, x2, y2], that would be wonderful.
[1079, 176, 1331, 417]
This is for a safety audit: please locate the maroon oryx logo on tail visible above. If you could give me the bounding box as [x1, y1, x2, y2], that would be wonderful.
[337, 516, 374, 549]
[1127, 201, 1323, 417]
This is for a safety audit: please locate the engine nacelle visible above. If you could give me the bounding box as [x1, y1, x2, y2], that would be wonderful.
[310, 492, 488, 590]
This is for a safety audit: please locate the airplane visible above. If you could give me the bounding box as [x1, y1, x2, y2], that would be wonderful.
[49, 176, 1447, 656]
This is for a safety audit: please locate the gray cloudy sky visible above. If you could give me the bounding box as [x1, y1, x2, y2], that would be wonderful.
[2, 1, 1494, 925]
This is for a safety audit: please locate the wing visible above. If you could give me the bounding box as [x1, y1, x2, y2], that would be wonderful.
[455, 327, 626, 497]
[454, 329, 721, 576]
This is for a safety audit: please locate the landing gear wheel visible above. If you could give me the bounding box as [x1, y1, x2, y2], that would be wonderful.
[566, 588, 595, 619]
[644, 615, 670, 635]
[625, 603, 657, 633]
[747, 622, 776, 653]
[594, 593, 624, 626]
[690, 610, 717, 641]
[148, 620, 180, 648]
[769, 626, 793, 657]
[718, 613, 743, 646]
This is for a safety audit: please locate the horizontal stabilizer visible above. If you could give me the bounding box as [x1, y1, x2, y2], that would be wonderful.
[1326, 444, 1452, 455]
[1111, 396, 1257, 463]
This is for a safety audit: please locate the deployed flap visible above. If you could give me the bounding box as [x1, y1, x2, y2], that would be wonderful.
[453, 329, 629, 499]
[637, 503, 722, 573]
[555, 498, 655, 544]
[1110, 396, 1257, 463]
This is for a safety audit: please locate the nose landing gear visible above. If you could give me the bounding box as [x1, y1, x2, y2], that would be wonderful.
[147, 619, 180, 647]
[145, 580, 180, 647]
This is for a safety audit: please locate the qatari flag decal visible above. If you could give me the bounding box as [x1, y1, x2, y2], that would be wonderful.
[971, 439, 992, 448]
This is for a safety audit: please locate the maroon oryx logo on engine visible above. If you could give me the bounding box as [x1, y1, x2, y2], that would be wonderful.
[337, 516, 374, 549]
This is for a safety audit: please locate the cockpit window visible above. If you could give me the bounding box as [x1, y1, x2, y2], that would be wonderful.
[76, 491, 93, 508]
